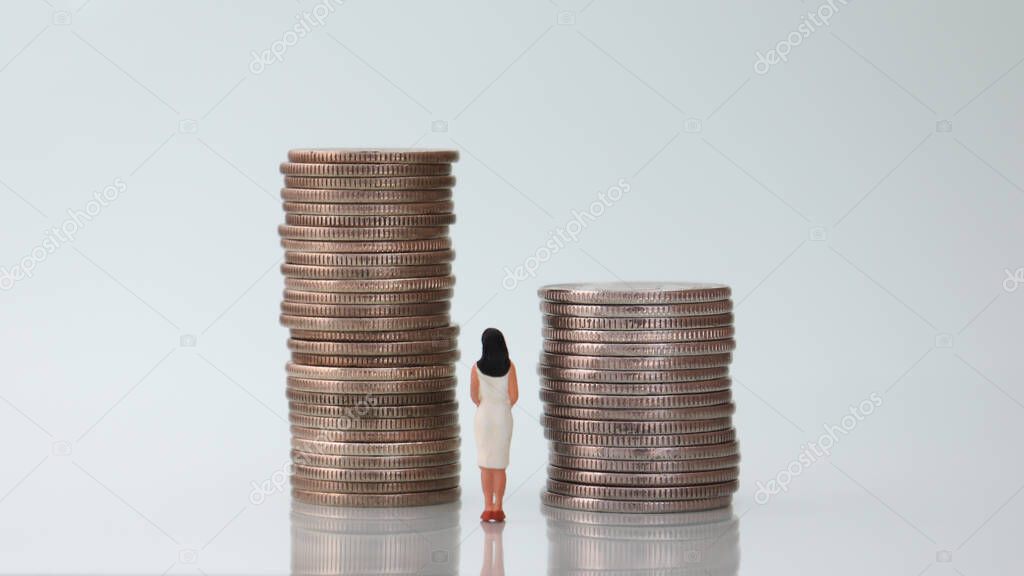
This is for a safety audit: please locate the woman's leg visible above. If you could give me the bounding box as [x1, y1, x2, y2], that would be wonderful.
[480, 467, 494, 511]
[494, 469, 507, 511]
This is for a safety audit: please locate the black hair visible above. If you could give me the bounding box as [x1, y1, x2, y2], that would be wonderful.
[476, 327, 510, 377]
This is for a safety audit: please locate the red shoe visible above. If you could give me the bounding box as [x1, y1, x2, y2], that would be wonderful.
[480, 510, 492, 521]
[493, 509, 505, 522]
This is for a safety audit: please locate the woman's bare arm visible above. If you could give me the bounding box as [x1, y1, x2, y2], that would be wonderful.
[507, 362, 519, 406]
[470, 364, 480, 406]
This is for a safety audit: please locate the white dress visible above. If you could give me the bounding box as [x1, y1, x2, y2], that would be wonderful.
[474, 369, 513, 469]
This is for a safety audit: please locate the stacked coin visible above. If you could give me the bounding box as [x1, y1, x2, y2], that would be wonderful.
[279, 148, 461, 507]
[538, 282, 739, 513]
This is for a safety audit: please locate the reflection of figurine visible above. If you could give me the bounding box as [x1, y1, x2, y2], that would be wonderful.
[480, 521, 506, 576]
[471, 328, 518, 522]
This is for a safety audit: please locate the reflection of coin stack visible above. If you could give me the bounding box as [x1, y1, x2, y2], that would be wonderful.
[544, 504, 740, 575]
[538, 282, 740, 513]
[291, 501, 460, 575]
[278, 148, 461, 507]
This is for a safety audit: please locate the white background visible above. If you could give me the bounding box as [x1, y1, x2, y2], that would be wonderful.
[1, 0, 1022, 574]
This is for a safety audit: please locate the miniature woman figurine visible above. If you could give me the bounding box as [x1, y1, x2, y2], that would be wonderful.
[471, 327, 518, 522]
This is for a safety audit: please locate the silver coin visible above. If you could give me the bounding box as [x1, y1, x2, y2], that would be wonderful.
[543, 314, 733, 331]
[543, 326, 735, 343]
[280, 314, 451, 331]
[293, 487, 460, 507]
[539, 366, 729, 383]
[284, 249, 454, 266]
[547, 479, 738, 501]
[281, 263, 452, 280]
[542, 501, 735, 528]
[288, 326, 459, 343]
[281, 301, 451, 318]
[294, 463, 460, 482]
[540, 300, 733, 317]
[542, 492, 732, 513]
[541, 377, 732, 396]
[279, 162, 453, 177]
[544, 428, 736, 447]
[287, 363, 456, 381]
[287, 377, 456, 394]
[547, 465, 739, 487]
[540, 389, 732, 409]
[539, 352, 732, 371]
[287, 388, 456, 406]
[541, 415, 732, 435]
[283, 175, 456, 190]
[292, 425, 460, 443]
[291, 437, 460, 456]
[282, 200, 454, 215]
[550, 441, 740, 461]
[543, 339, 736, 357]
[284, 213, 456, 228]
[289, 413, 459, 431]
[279, 224, 450, 241]
[281, 237, 452, 253]
[549, 453, 741, 473]
[544, 403, 736, 422]
[281, 188, 454, 205]
[291, 475, 460, 494]
[290, 350, 460, 367]
[284, 288, 454, 305]
[292, 450, 460, 469]
[540, 282, 732, 304]
[288, 338, 458, 356]
[284, 276, 455, 293]
[288, 401, 459, 418]
[286, 148, 459, 164]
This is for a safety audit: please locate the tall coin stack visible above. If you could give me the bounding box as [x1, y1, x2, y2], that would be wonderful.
[538, 282, 740, 513]
[279, 148, 462, 507]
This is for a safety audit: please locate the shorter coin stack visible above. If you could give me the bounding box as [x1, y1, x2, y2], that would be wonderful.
[538, 282, 740, 513]
[279, 148, 462, 507]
